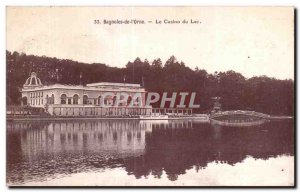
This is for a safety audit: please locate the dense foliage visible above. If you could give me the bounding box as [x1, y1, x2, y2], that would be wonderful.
[6, 51, 294, 115]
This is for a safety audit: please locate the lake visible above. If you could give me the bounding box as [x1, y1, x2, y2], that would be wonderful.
[6, 119, 294, 186]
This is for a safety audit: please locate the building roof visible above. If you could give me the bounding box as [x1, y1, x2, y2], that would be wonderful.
[22, 72, 145, 92]
[86, 82, 141, 88]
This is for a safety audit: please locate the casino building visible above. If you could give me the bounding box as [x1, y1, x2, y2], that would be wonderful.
[20, 72, 151, 116]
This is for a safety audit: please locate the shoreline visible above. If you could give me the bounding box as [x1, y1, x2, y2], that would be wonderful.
[6, 115, 209, 121]
[6, 115, 293, 121]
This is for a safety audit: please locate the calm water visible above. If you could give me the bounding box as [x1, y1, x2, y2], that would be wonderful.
[7, 119, 294, 186]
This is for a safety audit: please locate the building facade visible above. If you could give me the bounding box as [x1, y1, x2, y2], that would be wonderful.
[21, 72, 151, 116]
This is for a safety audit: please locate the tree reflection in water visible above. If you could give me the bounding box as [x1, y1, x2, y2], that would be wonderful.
[7, 119, 294, 185]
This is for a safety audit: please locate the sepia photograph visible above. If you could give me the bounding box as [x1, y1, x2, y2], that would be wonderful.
[6, 6, 295, 187]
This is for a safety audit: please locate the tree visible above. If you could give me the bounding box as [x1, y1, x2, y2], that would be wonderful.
[6, 50, 294, 115]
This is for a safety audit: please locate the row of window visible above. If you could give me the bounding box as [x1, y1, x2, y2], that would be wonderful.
[30, 92, 43, 98]
[59, 94, 140, 106]
[27, 93, 142, 106]
[30, 98, 43, 106]
[61, 94, 79, 104]
[28, 94, 54, 105]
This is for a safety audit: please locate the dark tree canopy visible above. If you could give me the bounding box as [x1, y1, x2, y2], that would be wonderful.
[6, 51, 294, 115]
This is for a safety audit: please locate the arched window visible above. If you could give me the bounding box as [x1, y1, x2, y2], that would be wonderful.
[135, 97, 140, 106]
[127, 96, 132, 106]
[118, 95, 125, 106]
[73, 94, 79, 104]
[112, 95, 117, 106]
[61, 94, 67, 104]
[98, 96, 101, 106]
[51, 94, 54, 104]
[104, 97, 108, 105]
[83, 95, 88, 105]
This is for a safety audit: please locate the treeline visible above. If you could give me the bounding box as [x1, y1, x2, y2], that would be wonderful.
[6, 51, 294, 115]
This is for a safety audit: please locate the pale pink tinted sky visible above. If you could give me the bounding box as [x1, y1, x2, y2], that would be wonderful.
[6, 7, 294, 79]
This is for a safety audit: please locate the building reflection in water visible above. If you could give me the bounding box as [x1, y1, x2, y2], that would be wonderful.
[7, 119, 294, 184]
[18, 120, 145, 159]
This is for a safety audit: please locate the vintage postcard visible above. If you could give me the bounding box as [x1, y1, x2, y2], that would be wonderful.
[6, 7, 294, 187]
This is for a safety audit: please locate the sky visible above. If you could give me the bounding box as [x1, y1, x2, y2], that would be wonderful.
[6, 7, 294, 80]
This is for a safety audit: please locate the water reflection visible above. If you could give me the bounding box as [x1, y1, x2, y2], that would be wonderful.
[7, 119, 294, 185]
